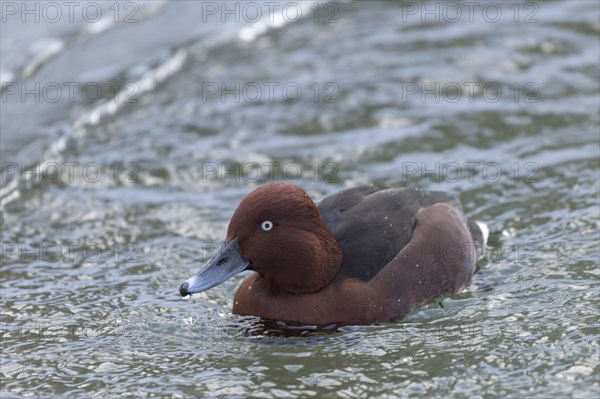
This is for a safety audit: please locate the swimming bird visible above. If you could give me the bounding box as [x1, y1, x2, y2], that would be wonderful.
[180, 182, 488, 325]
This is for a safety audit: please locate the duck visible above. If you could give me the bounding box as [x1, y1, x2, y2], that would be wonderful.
[180, 182, 489, 325]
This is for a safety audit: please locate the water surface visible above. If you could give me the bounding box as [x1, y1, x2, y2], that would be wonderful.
[1, 1, 599, 397]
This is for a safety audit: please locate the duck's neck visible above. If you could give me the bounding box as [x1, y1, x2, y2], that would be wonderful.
[270, 221, 342, 295]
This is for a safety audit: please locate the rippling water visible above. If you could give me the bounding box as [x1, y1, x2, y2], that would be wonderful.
[1, 1, 599, 397]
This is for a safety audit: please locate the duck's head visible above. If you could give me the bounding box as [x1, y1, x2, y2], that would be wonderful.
[179, 182, 342, 296]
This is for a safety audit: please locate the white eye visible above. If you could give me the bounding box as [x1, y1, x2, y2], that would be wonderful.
[261, 220, 273, 231]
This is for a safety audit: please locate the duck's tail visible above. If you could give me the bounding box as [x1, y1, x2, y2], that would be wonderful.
[475, 221, 490, 246]
[468, 219, 489, 258]
[468, 220, 495, 292]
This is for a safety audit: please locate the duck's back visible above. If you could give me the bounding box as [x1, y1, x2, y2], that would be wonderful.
[318, 185, 479, 282]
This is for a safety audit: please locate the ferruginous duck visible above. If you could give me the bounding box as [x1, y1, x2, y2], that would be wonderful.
[180, 182, 488, 325]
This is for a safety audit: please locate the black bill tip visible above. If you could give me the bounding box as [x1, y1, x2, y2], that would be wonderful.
[179, 281, 190, 297]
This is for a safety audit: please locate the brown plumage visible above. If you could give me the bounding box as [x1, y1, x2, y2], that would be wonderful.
[181, 182, 487, 325]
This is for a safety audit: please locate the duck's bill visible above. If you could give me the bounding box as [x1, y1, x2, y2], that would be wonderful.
[179, 238, 250, 297]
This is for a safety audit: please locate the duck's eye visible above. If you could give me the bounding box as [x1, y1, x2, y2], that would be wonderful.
[260, 220, 273, 231]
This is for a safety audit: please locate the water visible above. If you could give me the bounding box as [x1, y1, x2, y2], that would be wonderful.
[1, 0, 599, 397]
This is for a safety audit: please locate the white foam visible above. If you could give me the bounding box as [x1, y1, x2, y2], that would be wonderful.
[238, 1, 324, 42]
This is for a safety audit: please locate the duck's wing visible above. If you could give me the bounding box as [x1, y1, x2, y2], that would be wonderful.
[318, 186, 464, 281]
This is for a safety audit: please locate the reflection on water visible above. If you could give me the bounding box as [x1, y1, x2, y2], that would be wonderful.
[1, 1, 599, 397]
